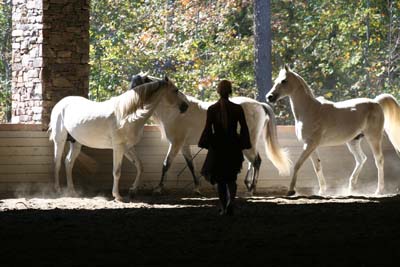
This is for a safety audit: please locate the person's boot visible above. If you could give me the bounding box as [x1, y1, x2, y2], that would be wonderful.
[226, 200, 234, 216]
[226, 182, 237, 216]
[217, 183, 228, 215]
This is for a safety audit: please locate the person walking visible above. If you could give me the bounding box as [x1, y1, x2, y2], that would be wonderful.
[199, 80, 252, 216]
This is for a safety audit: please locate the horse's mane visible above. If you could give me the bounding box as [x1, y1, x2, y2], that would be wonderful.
[290, 70, 315, 98]
[114, 80, 164, 127]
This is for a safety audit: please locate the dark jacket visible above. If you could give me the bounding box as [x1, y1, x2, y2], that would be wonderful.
[198, 98, 251, 182]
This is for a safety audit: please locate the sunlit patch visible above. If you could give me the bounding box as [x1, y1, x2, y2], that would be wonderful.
[0, 197, 213, 211]
[180, 197, 218, 201]
[246, 195, 393, 205]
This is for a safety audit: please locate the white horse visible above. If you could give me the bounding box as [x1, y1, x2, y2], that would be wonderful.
[152, 92, 292, 194]
[48, 77, 189, 200]
[266, 65, 400, 196]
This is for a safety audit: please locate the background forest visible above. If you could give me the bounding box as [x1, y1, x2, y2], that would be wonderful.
[0, 0, 399, 124]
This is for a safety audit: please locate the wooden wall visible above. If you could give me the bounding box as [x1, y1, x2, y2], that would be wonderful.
[0, 125, 399, 195]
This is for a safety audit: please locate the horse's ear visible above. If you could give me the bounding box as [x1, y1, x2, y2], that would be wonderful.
[143, 76, 151, 83]
[284, 64, 291, 72]
[164, 76, 169, 82]
[130, 74, 143, 89]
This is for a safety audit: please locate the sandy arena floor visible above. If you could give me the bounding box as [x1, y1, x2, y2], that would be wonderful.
[1, 192, 399, 266]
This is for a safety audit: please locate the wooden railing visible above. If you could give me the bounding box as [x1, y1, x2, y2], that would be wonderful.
[0, 125, 398, 195]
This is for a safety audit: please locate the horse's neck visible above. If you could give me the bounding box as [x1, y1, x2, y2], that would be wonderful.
[289, 83, 320, 123]
[154, 97, 207, 139]
[143, 90, 165, 115]
[125, 92, 164, 127]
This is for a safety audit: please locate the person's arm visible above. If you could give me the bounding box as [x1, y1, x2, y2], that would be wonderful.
[198, 108, 213, 149]
[238, 107, 252, 150]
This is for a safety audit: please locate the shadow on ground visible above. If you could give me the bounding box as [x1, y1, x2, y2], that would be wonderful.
[1, 193, 399, 266]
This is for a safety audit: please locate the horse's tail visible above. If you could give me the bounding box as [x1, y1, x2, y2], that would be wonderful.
[48, 99, 98, 174]
[48, 98, 69, 142]
[375, 94, 400, 153]
[48, 124, 54, 141]
[48, 102, 61, 142]
[261, 103, 292, 176]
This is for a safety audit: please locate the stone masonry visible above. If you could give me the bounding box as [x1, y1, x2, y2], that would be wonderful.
[11, 0, 90, 128]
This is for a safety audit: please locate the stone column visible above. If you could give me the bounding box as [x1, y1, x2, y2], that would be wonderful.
[11, 0, 90, 128]
[11, 0, 44, 124]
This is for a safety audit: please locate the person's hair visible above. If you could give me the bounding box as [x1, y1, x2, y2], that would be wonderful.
[216, 80, 232, 130]
[217, 80, 232, 98]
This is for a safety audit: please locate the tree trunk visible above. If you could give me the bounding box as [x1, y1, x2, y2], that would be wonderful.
[254, 0, 272, 102]
[164, 0, 175, 50]
[364, 0, 371, 89]
[1, 0, 12, 122]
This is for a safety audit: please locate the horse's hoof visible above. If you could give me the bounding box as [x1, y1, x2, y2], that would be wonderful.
[67, 190, 79, 198]
[112, 191, 124, 202]
[245, 181, 255, 192]
[249, 184, 257, 193]
[287, 190, 296, 196]
[153, 186, 164, 195]
[347, 187, 355, 196]
[193, 188, 202, 196]
[374, 189, 384, 196]
[54, 185, 61, 194]
[244, 191, 253, 197]
[129, 188, 138, 198]
[113, 195, 124, 202]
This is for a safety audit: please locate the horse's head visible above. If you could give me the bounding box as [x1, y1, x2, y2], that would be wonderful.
[130, 74, 188, 114]
[266, 64, 296, 104]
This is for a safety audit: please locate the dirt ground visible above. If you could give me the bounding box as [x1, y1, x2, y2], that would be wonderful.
[0, 191, 400, 267]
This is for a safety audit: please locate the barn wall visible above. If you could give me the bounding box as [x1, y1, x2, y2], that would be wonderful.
[0, 125, 398, 195]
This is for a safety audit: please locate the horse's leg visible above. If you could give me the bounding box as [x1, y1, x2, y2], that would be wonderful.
[243, 149, 256, 192]
[243, 161, 253, 192]
[154, 142, 182, 194]
[181, 145, 201, 194]
[64, 141, 82, 196]
[53, 138, 66, 193]
[125, 147, 143, 196]
[243, 149, 262, 194]
[365, 134, 385, 195]
[346, 138, 367, 194]
[310, 150, 327, 195]
[288, 142, 318, 196]
[112, 145, 125, 201]
[249, 154, 262, 194]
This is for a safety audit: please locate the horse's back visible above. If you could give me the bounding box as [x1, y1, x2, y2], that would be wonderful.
[49, 96, 90, 140]
[49, 96, 117, 148]
[330, 97, 376, 108]
[325, 98, 383, 120]
[316, 98, 384, 146]
[52, 96, 92, 110]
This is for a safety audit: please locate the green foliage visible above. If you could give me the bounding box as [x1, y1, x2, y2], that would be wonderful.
[0, 0, 398, 124]
[89, 0, 399, 124]
[271, 0, 400, 123]
[0, 0, 11, 122]
[89, 0, 256, 101]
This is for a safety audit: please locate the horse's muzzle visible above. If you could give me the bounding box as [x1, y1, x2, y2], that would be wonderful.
[267, 93, 278, 103]
[179, 102, 189, 113]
